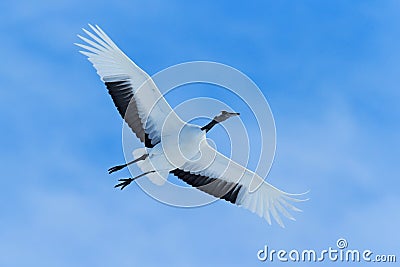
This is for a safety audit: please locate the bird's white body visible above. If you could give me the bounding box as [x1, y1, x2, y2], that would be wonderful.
[77, 25, 307, 227]
[134, 123, 206, 185]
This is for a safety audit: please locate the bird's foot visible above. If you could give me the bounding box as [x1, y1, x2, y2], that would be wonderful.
[108, 164, 126, 174]
[114, 178, 134, 190]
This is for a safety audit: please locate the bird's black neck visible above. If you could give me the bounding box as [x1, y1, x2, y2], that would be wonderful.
[201, 119, 218, 132]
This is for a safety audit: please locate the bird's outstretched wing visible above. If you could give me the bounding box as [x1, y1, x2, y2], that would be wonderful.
[76, 25, 183, 147]
[172, 141, 307, 227]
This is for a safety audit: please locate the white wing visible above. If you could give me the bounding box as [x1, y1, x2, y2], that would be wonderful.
[76, 24, 184, 147]
[172, 141, 307, 227]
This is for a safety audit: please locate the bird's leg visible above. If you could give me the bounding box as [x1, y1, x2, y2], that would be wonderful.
[114, 170, 156, 190]
[108, 154, 148, 174]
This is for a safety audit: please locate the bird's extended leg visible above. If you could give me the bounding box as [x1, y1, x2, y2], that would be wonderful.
[108, 154, 148, 174]
[114, 171, 156, 190]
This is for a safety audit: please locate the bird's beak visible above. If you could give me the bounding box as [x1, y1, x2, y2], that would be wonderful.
[233, 112, 240, 116]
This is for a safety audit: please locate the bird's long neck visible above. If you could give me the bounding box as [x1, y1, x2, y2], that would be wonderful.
[201, 119, 219, 132]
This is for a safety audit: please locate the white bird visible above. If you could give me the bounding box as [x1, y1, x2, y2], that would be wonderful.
[76, 25, 307, 227]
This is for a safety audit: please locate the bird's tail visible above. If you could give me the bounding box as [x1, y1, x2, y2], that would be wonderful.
[132, 148, 168, 186]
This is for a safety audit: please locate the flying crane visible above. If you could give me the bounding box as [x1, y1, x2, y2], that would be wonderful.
[76, 25, 307, 227]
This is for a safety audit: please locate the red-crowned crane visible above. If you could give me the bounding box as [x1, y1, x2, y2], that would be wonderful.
[76, 25, 307, 227]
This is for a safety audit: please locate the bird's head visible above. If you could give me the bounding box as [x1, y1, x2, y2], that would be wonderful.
[213, 110, 240, 123]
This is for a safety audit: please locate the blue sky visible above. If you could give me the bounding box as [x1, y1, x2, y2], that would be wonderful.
[1, 0, 399, 266]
